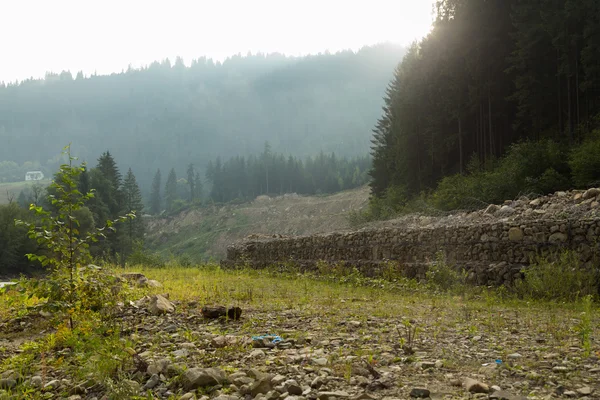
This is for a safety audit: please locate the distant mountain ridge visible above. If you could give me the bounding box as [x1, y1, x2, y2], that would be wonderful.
[0, 44, 405, 189]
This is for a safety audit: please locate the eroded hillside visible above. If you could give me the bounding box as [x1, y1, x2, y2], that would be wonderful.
[145, 186, 370, 261]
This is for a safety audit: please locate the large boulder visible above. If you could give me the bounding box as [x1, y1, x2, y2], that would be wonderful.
[183, 368, 228, 389]
[147, 294, 175, 315]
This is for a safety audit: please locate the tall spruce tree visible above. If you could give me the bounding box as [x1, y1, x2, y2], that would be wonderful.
[165, 168, 178, 211]
[194, 171, 203, 201]
[120, 168, 145, 258]
[150, 169, 162, 214]
[187, 164, 196, 201]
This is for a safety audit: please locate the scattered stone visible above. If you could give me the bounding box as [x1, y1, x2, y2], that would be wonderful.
[142, 374, 160, 390]
[507, 353, 522, 359]
[311, 376, 325, 389]
[284, 380, 303, 396]
[43, 379, 61, 390]
[179, 394, 195, 400]
[564, 391, 578, 398]
[484, 204, 500, 215]
[552, 366, 569, 373]
[146, 279, 163, 288]
[148, 294, 175, 315]
[583, 188, 600, 199]
[496, 205, 515, 216]
[577, 387, 594, 396]
[463, 378, 489, 394]
[184, 368, 227, 389]
[271, 375, 286, 386]
[351, 394, 376, 400]
[249, 349, 266, 358]
[201, 305, 242, 320]
[489, 391, 527, 400]
[409, 388, 431, 398]
[318, 391, 350, 400]
[249, 376, 273, 397]
[31, 376, 43, 388]
[313, 357, 328, 366]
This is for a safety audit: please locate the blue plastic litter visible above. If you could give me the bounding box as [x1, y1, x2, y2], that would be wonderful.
[252, 334, 283, 343]
[495, 359, 502, 365]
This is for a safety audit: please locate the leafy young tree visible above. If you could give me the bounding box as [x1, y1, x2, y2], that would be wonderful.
[15, 146, 132, 329]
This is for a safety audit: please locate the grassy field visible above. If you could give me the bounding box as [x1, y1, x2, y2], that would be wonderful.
[0, 265, 598, 399]
[0, 181, 49, 205]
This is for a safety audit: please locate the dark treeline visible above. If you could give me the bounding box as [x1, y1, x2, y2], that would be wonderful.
[204, 145, 370, 203]
[0, 44, 404, 188]
[370, 0, 600, 205]
[1, 151, 145, 275]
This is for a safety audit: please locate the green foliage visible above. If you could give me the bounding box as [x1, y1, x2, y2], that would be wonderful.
[127, 241, 165, 268]
[514, 251, 599, 302]
[370, 0, 600, 207]
[0, 203, 36, 275]
[425, 251, 467, 292]
[15, 145, 133, 328]
[576, 295, 594, 357]
[569, 131, 600, 187]
[206, 149, 370, 203]
[430, 140, 571, 210]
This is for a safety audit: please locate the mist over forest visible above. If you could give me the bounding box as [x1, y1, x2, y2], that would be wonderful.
[0, 43, 405, 190]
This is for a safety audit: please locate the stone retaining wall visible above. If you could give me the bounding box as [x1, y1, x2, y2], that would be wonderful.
[223, 218, 600, 285]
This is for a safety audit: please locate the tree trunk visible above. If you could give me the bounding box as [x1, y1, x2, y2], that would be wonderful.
[576, 52, 580, 128]
[567, 74, 573, 143]
[458, 115, 463, 174]
[557, 48, 562, 137]
[488, 86, 493, 157]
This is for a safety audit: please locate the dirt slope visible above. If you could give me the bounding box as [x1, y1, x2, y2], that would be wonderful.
[145, 186, 370, 261]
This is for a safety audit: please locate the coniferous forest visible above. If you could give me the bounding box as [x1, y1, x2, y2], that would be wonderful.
[0, 44, 404, 187]
[369, 0, 600, 213]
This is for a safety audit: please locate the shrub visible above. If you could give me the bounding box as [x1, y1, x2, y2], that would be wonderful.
[514, 251, 598, 302]
[425, 251, 467, 292]
[570, 131, 600, 188]
[430, 140, 571, 209]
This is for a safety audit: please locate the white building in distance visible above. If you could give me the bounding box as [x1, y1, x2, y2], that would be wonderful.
[25, 171, 44, 181]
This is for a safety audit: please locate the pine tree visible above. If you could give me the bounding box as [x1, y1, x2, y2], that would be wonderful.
[165, 168, 178, 211]
[187, 163, 196, 201]
[194, 171, 203, 201]
[94, 151, 122, 219]
[150, 169, 162, 214]
[120, 168, 145, 257]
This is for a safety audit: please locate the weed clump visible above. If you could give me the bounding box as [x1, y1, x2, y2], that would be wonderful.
[514, 251, 598, 302]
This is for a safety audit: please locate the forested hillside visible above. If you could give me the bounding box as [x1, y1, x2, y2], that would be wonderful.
[370, 0, 600, 213]
[0, 44, 404, 187]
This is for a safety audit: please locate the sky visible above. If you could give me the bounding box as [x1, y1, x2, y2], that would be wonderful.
[1, 0, 435, 83]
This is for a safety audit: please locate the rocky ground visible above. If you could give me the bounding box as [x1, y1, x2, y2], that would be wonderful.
[373, 188, 600, 231]
[1, 268, 598, 400]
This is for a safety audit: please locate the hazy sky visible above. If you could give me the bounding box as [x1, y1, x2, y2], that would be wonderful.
[1, 0, 435, 82]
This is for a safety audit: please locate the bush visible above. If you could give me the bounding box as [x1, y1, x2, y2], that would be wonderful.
[514, 251, 598, 302]
[430, 140, 571, 209]
[425, 251, 467, 292]
[570, 131, 600, 188]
